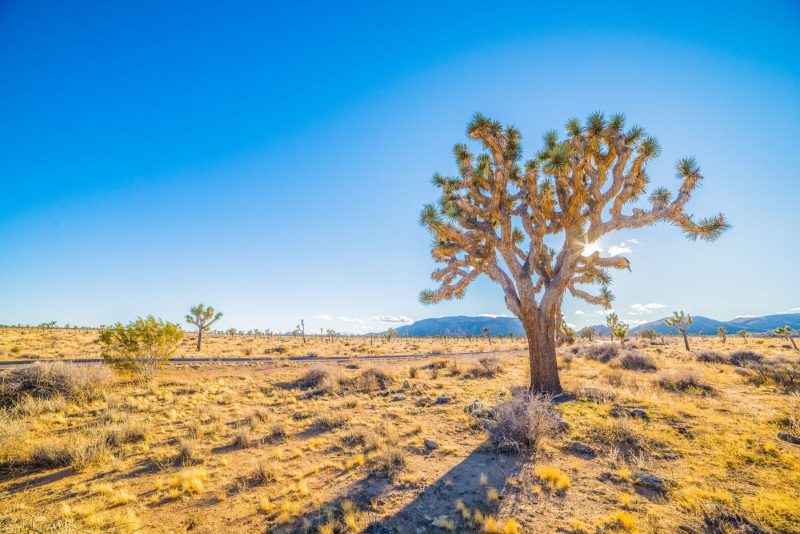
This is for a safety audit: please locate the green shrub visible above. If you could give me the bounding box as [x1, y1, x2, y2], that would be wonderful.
[99, 316, 184, 380]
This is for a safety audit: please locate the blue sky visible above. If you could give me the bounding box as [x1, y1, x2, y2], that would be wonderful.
[1, 1, 798, 333]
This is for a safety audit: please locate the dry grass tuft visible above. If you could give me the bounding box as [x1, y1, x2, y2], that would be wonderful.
[616, 351, 657, 372]
[534, 465, 570, 492]
[465, 357, 503, 378]
[489, 392, 558, 454]
[657, 370, 715, 395]
[0, 362, 112, 405]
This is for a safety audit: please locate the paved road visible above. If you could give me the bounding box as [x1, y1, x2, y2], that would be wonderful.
[0, 349, 526, 369]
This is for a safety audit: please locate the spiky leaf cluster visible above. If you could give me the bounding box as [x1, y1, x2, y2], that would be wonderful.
[420, 112, 729, 319]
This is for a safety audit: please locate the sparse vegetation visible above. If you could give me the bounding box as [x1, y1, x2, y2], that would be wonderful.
[98, 316, 184, 380]
[1, 333, 797, 533]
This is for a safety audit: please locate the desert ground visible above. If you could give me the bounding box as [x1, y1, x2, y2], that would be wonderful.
[0, 328, 527, 361]
[1, 332, 799, 533]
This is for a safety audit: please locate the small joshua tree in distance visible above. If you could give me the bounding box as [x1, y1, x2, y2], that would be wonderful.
[664, 310, 693, 351]
[738, 329, 748, 345]
[579, 326, 596, 341]
[606, 313, 620, 345]
[639, 328, 658, 341]
[99, 316, 184, 380]
[774, 326, 798, 351]
[717, 326, 727, 344]
[186, 304, 223, 352]
[612, 322, 629, 348]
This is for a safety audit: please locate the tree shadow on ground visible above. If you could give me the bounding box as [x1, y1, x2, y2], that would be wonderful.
[370, 444, 523, 532]
[272, 442, 524, 533]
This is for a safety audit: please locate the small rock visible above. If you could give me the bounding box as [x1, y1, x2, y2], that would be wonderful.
[415, 397, 432, 407]
[401, 379, 410, 390]
[609, 406, 626, 418]
[424, 439, 439, 451]
[778, 432, 800, 445]
[629, 408, 649, 420]
[390, 395, 405, 402]
[434, 395, 452, 405]
[633, 471, 667, 493]
[556, 418, 570, 431]
[566, 440, 595, 455]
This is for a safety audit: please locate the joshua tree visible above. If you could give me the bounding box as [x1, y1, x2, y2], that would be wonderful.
[774, 326, 798, 351]
[639, 328, 658, 341]
[294, 320, 306, 344]
[606, 313, 620, 344]
[420, 112, 728, 393]
[612, 322, 629, 348]
[482, 326, 492, 346]
[664, 311, 693, 351]
[186, 304, 223, 352]
[579, 326, 597, 341]
[738, 329, 748, 344]
[717, 326, 727, 344]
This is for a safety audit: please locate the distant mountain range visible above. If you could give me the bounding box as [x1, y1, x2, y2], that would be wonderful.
[393, 316, 526, 337]
[390, 313, 800, 337]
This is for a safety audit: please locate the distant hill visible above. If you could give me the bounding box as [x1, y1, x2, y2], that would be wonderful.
[391, 313, 800, 337]
[591, 313, 800, 336]
[393, 316, 525, 337]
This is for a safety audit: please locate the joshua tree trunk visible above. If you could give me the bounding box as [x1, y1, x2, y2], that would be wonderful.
[789, 335, 798, 351]
[196, 329, 203, 352]
[521, 309, 562, 395]
[681, 331, 690, 351]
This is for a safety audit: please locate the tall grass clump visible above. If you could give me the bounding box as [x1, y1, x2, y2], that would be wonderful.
[0, 362, 112, 406]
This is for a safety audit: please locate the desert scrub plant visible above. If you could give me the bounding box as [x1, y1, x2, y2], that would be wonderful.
[741, 359, 800, 392]
[728, 350, 764, 367]
[174, 438, 204, 465]
[696, 351, 727, 363]
[489, 392, 559, 454]
[99, 316, 184, 380]
[0, 362, 112, 406]
[293, 366, 338, 392]
[314, 412, 350, 430]
[253, 459, 279, 485]
[337, 367, 392, 392]
[616, 350, 657, 372]
[656, 370, 715, 395]
[582, 343, 619, 363]
[584, 419, 652, 460]
[374, 445, 406, 475]
[465, 357, 503, 378]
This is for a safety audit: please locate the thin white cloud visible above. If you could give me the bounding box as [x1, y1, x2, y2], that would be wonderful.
[478, 313, 509, 318]
[595, 309, 615, 316]
[608, 244, 632, 256]
[735, 314, 756, 319]
[608, 239, 639, 256]
[315, 314, 333, 321]
[339, 316, 366, 325]
[371, 315, 413, 323]
[630, 303, 666, 315]
[574, 310, 585, 315]
[624, 319, 648, 326]
[778, 307, 800, 314]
